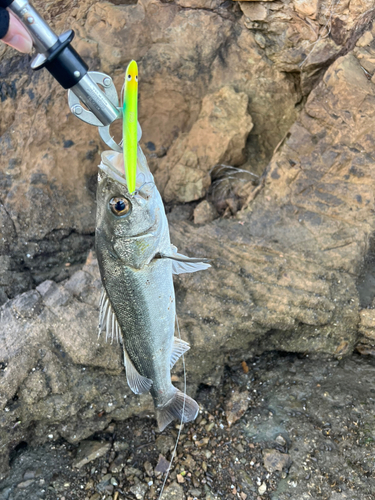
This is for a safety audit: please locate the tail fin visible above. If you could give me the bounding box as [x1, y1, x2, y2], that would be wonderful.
[156, 388, 199, 432]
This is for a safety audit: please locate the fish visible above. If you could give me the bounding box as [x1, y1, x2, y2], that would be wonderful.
[95, 145, 210, 431]
[122, 60, 138, 194]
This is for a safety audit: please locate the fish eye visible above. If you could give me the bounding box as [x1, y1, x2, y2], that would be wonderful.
[135, 75, 138, 82]
[127, 74, 132, 81]
[109, 197, 132, 216]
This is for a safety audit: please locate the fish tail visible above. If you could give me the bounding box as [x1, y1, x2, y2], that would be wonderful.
[156, 388, 199, 432]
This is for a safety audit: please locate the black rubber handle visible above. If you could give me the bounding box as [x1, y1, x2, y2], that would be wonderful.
[33, 30, 88, 89]
[0, 0, 14, 8]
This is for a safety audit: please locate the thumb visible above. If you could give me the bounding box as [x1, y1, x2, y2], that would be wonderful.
[1, 10, 33, 53]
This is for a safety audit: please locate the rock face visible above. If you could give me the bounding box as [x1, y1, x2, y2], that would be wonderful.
[155, 86, 253, 202]
[1, 0, 375, 482]
[1, 0, 306, 302]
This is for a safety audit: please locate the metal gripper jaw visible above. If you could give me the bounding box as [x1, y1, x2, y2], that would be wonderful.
[68, 71, 122, 153]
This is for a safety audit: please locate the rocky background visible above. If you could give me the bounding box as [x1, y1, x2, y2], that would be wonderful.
[2, 0, 375, 486]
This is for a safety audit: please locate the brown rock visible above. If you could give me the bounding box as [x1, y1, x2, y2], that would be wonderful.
[225, 390, 250, 427]
[293, 0, 320, 18]
[1, 0, 306, 305]
[161, 482, 184, 500]
[262, 449, 292, 472]
[359, 310, 375, 340]
[176, 0, 222, 9]
[239, 3, 268, 21]
[193, 201, 218, 224]
[155, 435, 175, 455]
[158, 86, 253, 202]
[155, 454, 170, 474]
[73, 440, 111, 468]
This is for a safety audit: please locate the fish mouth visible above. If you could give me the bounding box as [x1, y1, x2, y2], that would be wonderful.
[99, 150, 155, 198]
[99, 151, 128, 187]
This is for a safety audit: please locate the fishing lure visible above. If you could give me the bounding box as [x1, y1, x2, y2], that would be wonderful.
[123, 60, 138, 194]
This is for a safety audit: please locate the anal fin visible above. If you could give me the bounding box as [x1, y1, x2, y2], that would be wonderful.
[170, 337, 190, 369]
[123, 347, 153, 395]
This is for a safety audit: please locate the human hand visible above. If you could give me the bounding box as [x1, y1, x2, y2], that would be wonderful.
[0, 8, 33, 53]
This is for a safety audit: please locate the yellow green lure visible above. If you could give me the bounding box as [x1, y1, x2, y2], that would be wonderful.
[123, 60, 138, 194]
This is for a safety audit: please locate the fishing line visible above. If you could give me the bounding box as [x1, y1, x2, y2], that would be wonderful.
[158, 314, 187, 500]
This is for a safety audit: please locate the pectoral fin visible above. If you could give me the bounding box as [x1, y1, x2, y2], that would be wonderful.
[160, 245, 211, 275]
[123, 348, 153, 395]
[170, 337, 190, 369]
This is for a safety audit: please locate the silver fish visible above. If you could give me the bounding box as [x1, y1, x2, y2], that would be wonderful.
[95, 146, 210, 431]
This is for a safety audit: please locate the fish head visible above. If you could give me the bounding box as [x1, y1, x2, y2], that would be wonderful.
[96, 149, 168, 265]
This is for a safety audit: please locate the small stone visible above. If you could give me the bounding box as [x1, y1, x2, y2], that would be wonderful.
[235, 443, 245, 453]
[356, 31, 374, 47]
[105, 423, 116, 433]
[113, 441, 129, 452]
[144, 461, 153, 477]
[258, 482, 267, 495]
[73, 441, 111, 468]
[275, 435, 286, 446]
[155, 435, 175, 454]
[64, 270, 93, 296]
[109, 454, 126, 473]
[205, 492, 219, 500]
[177, 473, 185, 483]
[193, 201, 218, 225]
[89, 494, 100, 500]
[240, 493, 247, 500]
[262, 449, 291, 472]
[190, 488, 202, 497]
[155, 454, 170, 474]
[97, 473, 112, 492]
[293, 0, 319, 18]
[182, 454, 196, 470]
[37, 280, 70, 307]
[239, 2, 267, 21]
[23, 470, 36, 480]
[17, 480, 34, 489]
[205, 423, 215, 432]
[85, 480, 94, 490]
[195, 437, 209, 447]
[124, 466, 143, 477]
[130, 482, 147, 499]
[161, 482, 184, 499]
[12, 290, 42, 318]
[225, 389, 250, 426]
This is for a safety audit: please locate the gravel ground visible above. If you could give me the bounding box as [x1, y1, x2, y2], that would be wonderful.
[1, 352, 374, 500]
